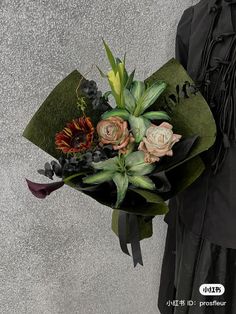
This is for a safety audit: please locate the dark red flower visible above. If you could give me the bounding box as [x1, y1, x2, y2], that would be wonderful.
[26, 179, 64, 199]
[55, 117, 94, 154]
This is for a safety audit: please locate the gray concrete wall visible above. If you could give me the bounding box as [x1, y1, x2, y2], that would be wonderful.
[1, 1, 197, 313]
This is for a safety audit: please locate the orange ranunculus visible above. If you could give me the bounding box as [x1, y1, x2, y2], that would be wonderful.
[55, 117, 94, 154]
[97, 116, 133, 153]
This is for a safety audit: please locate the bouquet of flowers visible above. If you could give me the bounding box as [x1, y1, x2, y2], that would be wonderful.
[23, 41, 216, 266]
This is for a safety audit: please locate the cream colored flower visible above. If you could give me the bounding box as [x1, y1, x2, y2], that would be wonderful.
[138, 122, 182, 163]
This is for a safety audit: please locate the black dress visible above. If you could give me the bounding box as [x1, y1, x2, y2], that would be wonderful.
[158, 1, 236, 313]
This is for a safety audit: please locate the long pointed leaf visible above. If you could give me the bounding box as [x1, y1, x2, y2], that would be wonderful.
[108, 70, 120, 96]
[108, 70, 123, 107]
[142, 110, 170, 121]
[103, 39, 117, 72]
[128, 115, 150, 142]
[83, 171, 114, 185]
[128, 163, 155, 176]
[123, 88, 136, 114]
[102, 108, 129, 120]
[128, 175, 155, 190]
[134, 81, 167, 116]
[117, 63, 126, 108]
[129, 188, 166, 204]
[131, 81, 145, 102]
[96, 65, 108, 78]
[113, 173, 129, 208]
[123, 52, 127, 66]
[123, 67, 129, 87]
[125, 69, 135, 89]
[118, 62, 125, 88]
[121, 53, 128, 86]
[92, 156, 119, 171]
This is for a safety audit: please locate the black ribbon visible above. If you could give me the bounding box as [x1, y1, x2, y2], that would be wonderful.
[118, 210, 130, 257]
[118, 210, 143, 267]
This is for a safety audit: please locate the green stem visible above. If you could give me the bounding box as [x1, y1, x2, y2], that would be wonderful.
[63, 173, 85, 184]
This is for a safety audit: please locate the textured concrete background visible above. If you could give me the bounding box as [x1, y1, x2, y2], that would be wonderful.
[1, 1, 197, 313]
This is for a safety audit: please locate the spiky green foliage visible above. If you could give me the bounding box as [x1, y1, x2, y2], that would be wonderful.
[83, 151, 156, 208]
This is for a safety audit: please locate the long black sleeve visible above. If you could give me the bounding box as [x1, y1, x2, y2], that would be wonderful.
[175, 6, 194, 69]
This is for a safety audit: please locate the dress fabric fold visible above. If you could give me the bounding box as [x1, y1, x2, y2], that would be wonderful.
[158, 1, 236, 312]
[158, 206, 236, 313]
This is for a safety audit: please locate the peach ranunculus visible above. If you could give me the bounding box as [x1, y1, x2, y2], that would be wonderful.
[138, 122, 182, 163]
[97, 116, 134, 153]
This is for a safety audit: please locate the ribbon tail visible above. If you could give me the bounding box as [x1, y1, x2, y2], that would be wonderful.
[128, 214, 143, 267]
[118, 210, 130, 256]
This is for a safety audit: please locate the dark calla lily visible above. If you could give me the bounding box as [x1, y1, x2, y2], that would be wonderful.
[26, 179, 64, 199]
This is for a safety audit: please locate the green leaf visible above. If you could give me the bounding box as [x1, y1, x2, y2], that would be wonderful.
[102, 39, 117, 73]
[123, 88, 136, 114]
[131, 81, 145, 102]
[131, 191, 169, 215]
[129, 189, 169, 214]
[129, 188, 165, 204]
[101, 108, 130, 120]
[83, 171, 114, 185]
[103, 91, 112, 101]
[117, 63, 125, 92]
[128, 175, 156, 190]
[125, 151, 155, 176]
[142, 110, 170, 121]
[125, 69, 135, 89]
[117, 63, 126, 109]
[113, 173, 129, 208]
[125, 151, 146, 168]
[92, 156, 119, 171]
[108, 70, 121, 107]
[122, 61, 129, 90]
[117, 62, 125, 83]
[123, 67, 129, 87]
[134, 81, 167, 116]
[123, 52, 127, 66]
[128, 115, 150, 142]
[96, 65, 108, 78]
[128, 163, 155, 176]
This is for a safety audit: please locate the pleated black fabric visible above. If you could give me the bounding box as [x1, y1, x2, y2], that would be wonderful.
[158, 1, 236, 313]
[158, 207, 236, 313]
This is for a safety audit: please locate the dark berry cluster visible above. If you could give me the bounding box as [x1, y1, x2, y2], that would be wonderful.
[37, 145, 118, 180]
[80, 79, 110, 111]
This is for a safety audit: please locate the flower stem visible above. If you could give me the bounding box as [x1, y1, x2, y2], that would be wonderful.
[63, 173, 85, 184]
